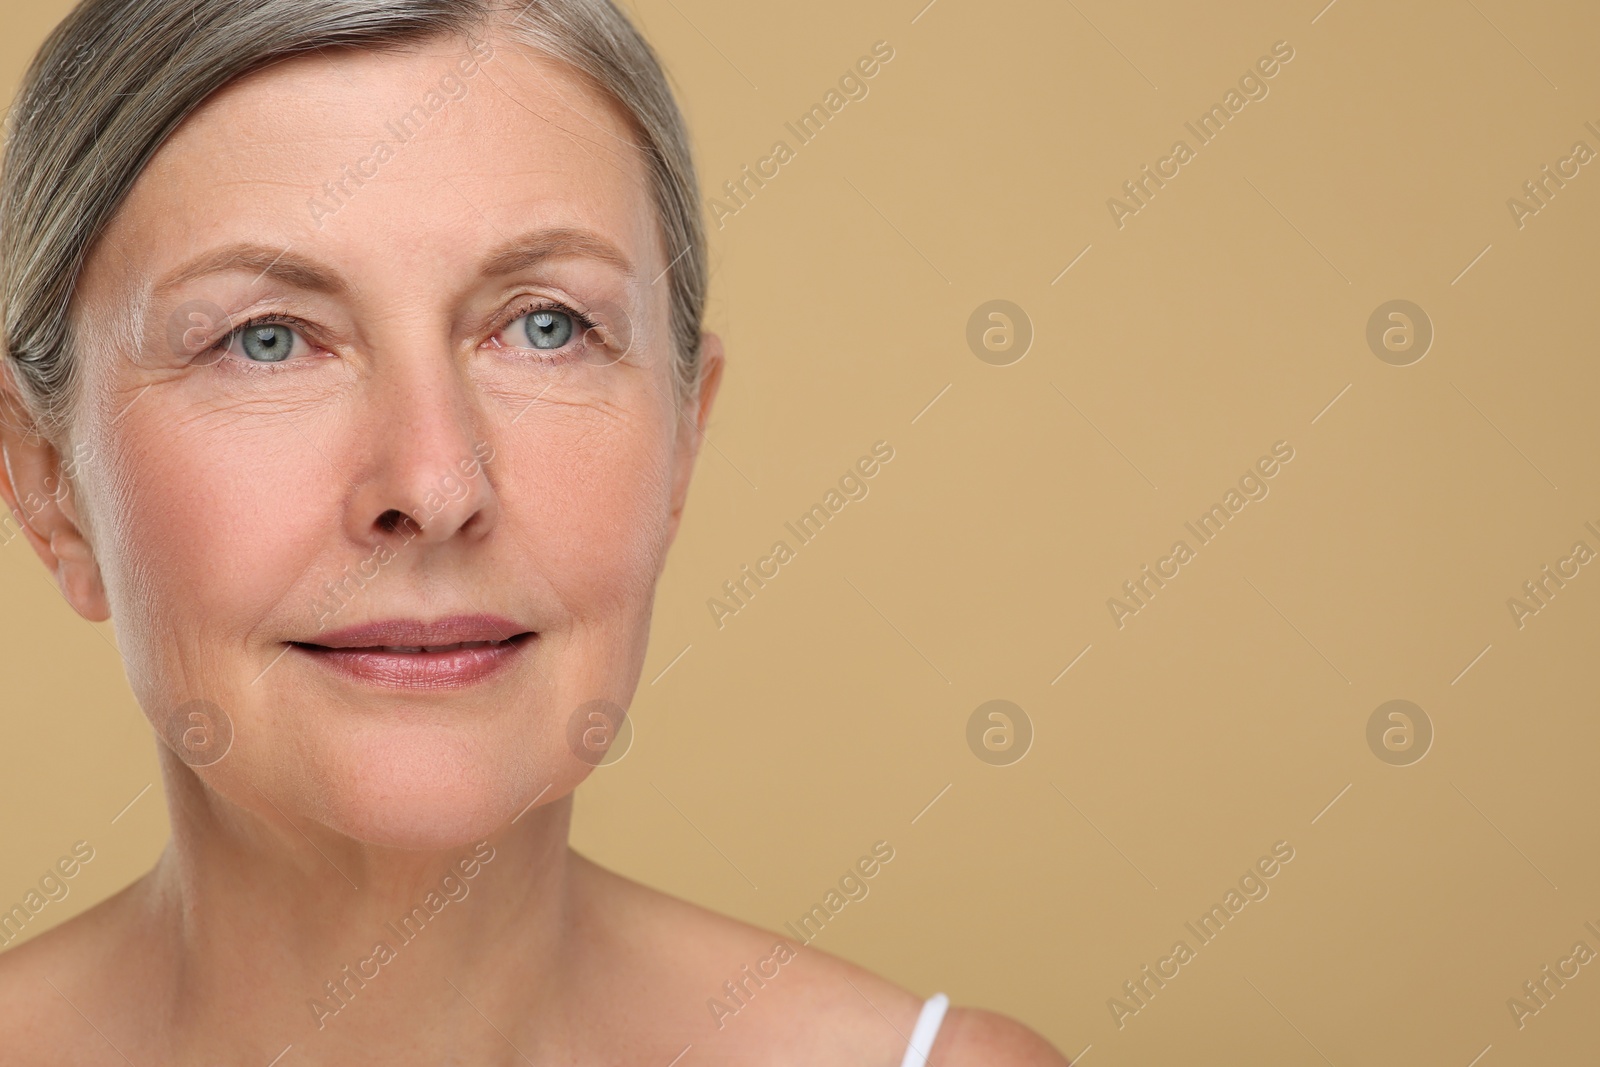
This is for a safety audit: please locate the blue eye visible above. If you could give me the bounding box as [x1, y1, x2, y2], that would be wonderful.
[520, 308, 574, 350]
[239, 323, 296, 362]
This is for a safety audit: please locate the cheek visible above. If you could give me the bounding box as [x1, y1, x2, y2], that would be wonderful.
[506, 409, 676, 616]
[92, 406, 335, 653]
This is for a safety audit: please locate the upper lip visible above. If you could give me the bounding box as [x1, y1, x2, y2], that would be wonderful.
[297, 614, 531, 649]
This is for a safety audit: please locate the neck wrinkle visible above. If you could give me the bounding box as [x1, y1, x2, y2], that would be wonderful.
[145, 752, 578, 1061]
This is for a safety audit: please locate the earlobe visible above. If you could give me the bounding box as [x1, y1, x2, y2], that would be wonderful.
[48, 524, 111, 622]
[0, 393, 111, 622]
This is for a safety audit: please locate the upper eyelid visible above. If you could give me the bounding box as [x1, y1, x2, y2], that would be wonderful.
[495, 295, 597, 332]
[213, 313, 316, 352]
[211, 309, 316, 340]
[202, 293, 602, 357]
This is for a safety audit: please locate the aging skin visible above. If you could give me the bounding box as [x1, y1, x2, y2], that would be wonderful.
[0, 31, 1064, 1066]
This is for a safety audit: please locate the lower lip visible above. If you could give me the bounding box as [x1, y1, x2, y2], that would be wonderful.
[290, 637, 531, 690]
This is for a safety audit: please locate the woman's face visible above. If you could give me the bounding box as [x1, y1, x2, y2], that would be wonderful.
[58, 33, 718, 849]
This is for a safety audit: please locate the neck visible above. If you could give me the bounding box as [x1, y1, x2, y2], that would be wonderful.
[140, 749, 577, 1063]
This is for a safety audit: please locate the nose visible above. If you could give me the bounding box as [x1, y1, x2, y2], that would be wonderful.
[346, 346, 497, 548]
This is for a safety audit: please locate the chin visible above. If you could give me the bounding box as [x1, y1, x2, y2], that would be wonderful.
[299, 721, 574, 851]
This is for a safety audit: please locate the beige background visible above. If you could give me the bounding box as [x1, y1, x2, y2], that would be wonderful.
[4, 0, 1599, 1060]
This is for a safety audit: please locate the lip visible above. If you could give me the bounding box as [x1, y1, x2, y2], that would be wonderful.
[291, 614, 534, 690]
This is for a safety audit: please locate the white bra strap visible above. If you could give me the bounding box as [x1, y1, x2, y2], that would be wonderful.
[899, 992, 951, 1067]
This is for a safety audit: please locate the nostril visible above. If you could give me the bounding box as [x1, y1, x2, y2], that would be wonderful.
[376, 509, 417, 536]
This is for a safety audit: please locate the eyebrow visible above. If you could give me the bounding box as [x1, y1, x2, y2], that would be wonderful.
[481, 228, 636, 281]
[151, 227, 636, 303]
[152, 244, 344, 302]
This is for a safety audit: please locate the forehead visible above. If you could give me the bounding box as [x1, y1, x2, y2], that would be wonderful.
[84, 33, 662, 305]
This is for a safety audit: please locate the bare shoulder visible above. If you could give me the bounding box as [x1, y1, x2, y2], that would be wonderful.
[0, 880, 153, 1065]
[568, 849, 931, 1064]
[931, 1006, 1074, 1066]
[567, 851, 1069, 1065]
[0, 934, 75, 1060]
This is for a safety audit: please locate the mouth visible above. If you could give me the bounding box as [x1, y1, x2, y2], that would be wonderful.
[317, 639, 523, 654]
[289, 616, 535, 689]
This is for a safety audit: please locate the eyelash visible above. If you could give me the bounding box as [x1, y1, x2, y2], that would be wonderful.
[204, 298, 602, 374]
[492, 297, 602, 359]
[205, 312, 319, 375]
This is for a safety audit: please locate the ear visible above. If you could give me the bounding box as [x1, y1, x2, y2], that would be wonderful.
[0, 385, 110, 622]
[664, 331, 725, 551]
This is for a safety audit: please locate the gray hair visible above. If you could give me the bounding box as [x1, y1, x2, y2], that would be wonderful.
[1, 0, 707, 439]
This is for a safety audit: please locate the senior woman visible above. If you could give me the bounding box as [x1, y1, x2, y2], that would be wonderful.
[0, 0, 1067, 1062]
